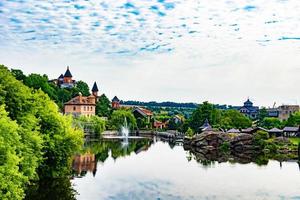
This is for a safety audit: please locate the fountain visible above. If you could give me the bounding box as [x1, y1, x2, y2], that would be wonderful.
[120, 117, 129, 146]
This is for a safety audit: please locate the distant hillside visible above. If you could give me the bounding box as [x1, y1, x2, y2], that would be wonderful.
[120, 100, 199, 108]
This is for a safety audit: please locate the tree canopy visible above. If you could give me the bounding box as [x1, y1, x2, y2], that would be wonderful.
[0, 65, 83, 199]
[96, 94, 111, 117]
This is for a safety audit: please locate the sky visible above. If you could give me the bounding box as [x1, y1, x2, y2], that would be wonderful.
[0, 0, 299, 107]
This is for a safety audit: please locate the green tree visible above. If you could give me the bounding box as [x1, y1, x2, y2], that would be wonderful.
[110, 110, 137, 130]
[24, 73, 57, 101]
[189, 101, 221, 132]
[285, 112, 300, 127]
[258, 107, 268, 122]
[96, 94, 111, 117]
[260, 117, 282, 129]
[11, 69, 26, 81]
[75, 80, 90, 96]
[0, 65, 84, 199]
[219, 110, 252, 130]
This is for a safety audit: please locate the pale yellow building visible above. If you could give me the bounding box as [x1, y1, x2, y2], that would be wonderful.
[64, 93, 96, 117]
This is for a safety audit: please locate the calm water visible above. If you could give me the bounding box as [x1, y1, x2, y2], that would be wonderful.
[71, 138, 300, 200]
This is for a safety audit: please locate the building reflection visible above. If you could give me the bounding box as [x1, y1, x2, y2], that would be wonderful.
[72, 152, 97, 177]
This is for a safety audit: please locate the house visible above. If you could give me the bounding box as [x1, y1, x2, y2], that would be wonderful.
[227, 128, 240, 134]
[199, 119, 213, 132]
[112, 96, 120, 109]
[173, 115, 184, 124]
[64, 92, 96, 117]
[133, 107, 153, 125]
[278, 105, 300, 121]
[283, 126, 300, 137]
[267, 108, 279, 118]
[153, 120, 167, 129]
[52, 66, 76, 89]
[239, 99, 259, 119]
[268, 128, 283, 137]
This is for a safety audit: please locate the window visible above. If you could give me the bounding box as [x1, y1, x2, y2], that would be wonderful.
[91, 106, 93, 111]
[73, 106, 76, 111]
[84, 106, 86, 111]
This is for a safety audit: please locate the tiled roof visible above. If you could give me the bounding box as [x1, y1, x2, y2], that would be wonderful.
[283, 127, 299, 132]
[268, 128, 283, 133]
[133, 107, 153, 116]
[227, 128, 240, 133]
[65, 95, 95, 105]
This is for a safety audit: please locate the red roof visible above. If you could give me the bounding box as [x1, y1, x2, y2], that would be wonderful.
[65, 95, 95, 106]
[138, 107, 153, 116]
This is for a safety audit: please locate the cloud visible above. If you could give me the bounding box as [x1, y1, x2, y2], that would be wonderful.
[0, 0, 300, 106]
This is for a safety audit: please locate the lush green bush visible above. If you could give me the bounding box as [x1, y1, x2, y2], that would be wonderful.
[109, 110, 137, 130]
[0, 65, 84, 199]
[74, 115, 106, 136]
[219, 141, 230, 153]
[185, 127, 194, 137]
[253, 130, 269, 149]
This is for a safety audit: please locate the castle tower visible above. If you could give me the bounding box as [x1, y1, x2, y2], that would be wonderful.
[112, 96, 120, 109]
[63, 66, 73, 83]
[92, 81, 99, 97]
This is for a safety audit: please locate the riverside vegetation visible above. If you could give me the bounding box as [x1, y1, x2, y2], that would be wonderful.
[0, 65, 83, 200]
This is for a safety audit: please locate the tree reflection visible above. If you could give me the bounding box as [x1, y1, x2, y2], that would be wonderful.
[25, 178, 77, 200]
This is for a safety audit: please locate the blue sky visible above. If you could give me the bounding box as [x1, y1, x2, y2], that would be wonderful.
[0, 0, 300, 106]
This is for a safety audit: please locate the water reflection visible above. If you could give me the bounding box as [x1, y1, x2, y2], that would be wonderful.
[26, 138, 300, 200]
[72, 138, 153, 177]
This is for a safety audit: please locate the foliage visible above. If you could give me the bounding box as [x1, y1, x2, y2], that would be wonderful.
[285, 112, 300, 127]
[0, 65, 84, 199]
[219, 142, 230, 153]
[253, 130, 269, 149]
[74, 115, 106, 136]
[109, 110, 137, 130]
[185, 127, 194, 137]
[96, 94, 111, 117]
[219, 110, 252, 130]
[75, 80, 90, 96]
[10, 69, 91, 110]
[260, 117, 282, 129]
[258, 107, 268, 123]
[189, 101, 221, 132]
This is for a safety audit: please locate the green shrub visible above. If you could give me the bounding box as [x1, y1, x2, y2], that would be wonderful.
[185, 127, 194, 137]
[219, 141, 230, 152]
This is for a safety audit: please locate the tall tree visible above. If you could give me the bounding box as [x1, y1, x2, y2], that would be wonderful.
[189, 101, 221, 131]
[11, 68, 26, 81]
[258, 107, 268, 123]
[96, 94, 111, 117]
[76, 80, 90, 96]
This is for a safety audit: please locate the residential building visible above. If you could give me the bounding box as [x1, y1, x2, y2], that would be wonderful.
[278, 105, 300, 121]
[64, 92, 96, 117]
[133, 107, 153, 125]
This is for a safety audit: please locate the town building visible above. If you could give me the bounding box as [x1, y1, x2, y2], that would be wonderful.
[267, 108, 279, 118]
[64, 92, 96, 117]
[239, 99, 259, 119]
[133, 107, 153, 125]
[112, 96, 120, 109]
[153, 120, 167, 129]
[278, 105, 300, 121]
